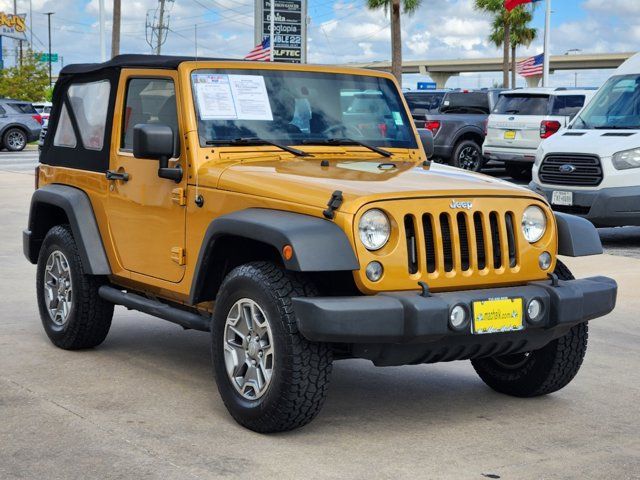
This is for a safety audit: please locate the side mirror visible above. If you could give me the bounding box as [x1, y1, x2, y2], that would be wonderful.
[133, 124, 182, 182]
[418, 129, 435, 159]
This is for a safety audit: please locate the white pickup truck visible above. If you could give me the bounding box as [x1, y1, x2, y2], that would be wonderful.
[530, 54, 640, 227]
[484, 88, 595, 180]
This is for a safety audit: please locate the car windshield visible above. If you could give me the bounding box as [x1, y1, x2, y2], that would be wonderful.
[573, 74, 640, 129]
[191, 69, 417, 149]
[493, 94, 550, 115]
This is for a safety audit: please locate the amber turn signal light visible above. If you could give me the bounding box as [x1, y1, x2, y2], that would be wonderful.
[282, 244, 293, 261]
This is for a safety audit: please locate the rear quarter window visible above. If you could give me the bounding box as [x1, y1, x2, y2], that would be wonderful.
[493, 95, 550, 115]
[9, 103, 37, 114]
[551, 95, 585, 116]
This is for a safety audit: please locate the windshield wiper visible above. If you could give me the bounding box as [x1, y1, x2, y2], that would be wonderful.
[205, 137, 311, 157]
[302, 138, 393, 158]
[504, 109, 520, 114]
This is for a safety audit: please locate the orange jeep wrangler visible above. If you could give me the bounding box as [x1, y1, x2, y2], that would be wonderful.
[24, 55, 617, 432]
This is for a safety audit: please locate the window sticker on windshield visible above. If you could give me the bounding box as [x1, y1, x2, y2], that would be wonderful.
[392, 111, 404, 126]
[228, 75, 273, 121]
[193, 74, 237, 120]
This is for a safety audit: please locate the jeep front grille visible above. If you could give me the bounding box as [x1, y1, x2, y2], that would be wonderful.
[539, 154, 603, 186]
[404, 210, 518, 277]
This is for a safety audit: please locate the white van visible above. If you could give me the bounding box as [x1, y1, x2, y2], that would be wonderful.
[484, 88, 596, 179]
[530, 53, 640, 227]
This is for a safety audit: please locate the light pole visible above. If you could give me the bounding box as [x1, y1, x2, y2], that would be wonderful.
[565, 49, 582, 88]
[44, 12, 54, 86]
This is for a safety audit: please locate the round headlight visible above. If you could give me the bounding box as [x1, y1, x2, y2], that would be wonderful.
[358, 209, 391, 251]
[521, 206, 547, 243]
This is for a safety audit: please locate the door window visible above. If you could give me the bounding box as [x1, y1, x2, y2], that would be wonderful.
[121, 78, 178, 151]
[551, 95, 585, 116]
[67, 80, 111, 150]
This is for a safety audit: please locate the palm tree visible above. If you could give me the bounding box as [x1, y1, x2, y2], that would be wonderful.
[476, 0, 512, 88]
[366, 0, 422, 86]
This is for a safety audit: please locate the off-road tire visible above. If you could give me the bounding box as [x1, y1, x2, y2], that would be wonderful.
[471, 260, 588, 397]
[3, 127, 28, 152]
[211, 262, 333, 433]
[506, 163, 533, 181]
[452, 139, 483, 172]
[36, 225, 114, 349]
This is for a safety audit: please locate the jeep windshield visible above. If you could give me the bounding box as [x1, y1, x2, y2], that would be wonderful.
[190, 69, 417, 150]
[572, 74, 640, 129]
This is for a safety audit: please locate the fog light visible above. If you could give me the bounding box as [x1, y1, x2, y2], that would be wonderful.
[449, 304, 469, 331]
[539, 251, 552, 270]
[527, 298, 544, 323]
[365, 261, 383, 282]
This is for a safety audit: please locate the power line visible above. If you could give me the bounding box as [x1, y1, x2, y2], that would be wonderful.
[146, 0, 175, 54]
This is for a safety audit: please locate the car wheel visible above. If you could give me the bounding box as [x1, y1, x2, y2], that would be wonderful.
[506, 163, 533, 181]
[3, 127, 28, 152]
[36, 225, 114, 349]
[211, 261, 333, 433]
[471, 261, 588, 397]
[452, 140, 483, 172]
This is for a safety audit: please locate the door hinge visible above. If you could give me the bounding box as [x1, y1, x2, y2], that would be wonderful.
[171, 247, 186, 266]
[171, 187, 187, 206]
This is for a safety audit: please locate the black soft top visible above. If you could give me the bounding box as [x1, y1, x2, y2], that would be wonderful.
[60, 54, 240, 75]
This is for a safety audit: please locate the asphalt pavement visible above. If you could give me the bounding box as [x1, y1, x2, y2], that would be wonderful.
[1, 153, 639, 480]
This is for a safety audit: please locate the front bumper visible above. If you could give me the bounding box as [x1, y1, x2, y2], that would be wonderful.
[530, 182, 640, 227]
[292, 276, 617, 365]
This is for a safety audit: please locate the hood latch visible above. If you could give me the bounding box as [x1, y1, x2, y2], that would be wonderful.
[323, 190, 343, 220]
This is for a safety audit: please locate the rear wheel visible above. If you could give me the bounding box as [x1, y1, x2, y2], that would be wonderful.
[452, 140, 483, 171]
[36, 225, 114, 349]
[471, 261, 588, 397]
[506, 163, 532, 181]
[4, 127, 27, 152]
[211, 262, 332, 433]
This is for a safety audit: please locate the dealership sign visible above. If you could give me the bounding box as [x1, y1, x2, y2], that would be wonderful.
[0, 12, 27, 41]
[255, 0, 307, 63]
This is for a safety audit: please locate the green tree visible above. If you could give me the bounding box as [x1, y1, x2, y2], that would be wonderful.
[366, 0, 422, 86]
[0, 50, 50, 101]
[476, 0, 514, 88]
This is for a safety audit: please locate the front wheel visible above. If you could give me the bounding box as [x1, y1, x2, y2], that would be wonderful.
[211, 262, 332, 433]
[452, 140, 483, 171]
[471, 261, 588, 397]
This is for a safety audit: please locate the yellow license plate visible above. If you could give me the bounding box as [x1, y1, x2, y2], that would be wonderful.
[504, 130, 516, 140]
[472, 297, 523, 335]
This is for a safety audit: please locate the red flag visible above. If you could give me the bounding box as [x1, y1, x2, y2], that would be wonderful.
[505, 0, 533, 11]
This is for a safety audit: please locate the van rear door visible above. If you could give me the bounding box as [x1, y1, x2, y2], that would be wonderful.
[486, 93, 550, 150]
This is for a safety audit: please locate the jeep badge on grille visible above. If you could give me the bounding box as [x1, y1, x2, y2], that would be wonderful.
[450, 199, 473, 210]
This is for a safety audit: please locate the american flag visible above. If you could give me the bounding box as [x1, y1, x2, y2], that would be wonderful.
[517, 53, 544, 77]
[245, 37, 271, 61]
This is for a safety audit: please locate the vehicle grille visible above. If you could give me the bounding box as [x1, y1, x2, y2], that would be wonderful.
[539, 154, 603, 186]
[404, 210, 518, 276]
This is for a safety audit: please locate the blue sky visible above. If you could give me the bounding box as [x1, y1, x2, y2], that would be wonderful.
[1, 0, 637, 88]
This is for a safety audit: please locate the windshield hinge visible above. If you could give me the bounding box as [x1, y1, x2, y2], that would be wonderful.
[171, 247, 186, 266]
[171, 187, 187, 206]
[323, 190, 343, 220]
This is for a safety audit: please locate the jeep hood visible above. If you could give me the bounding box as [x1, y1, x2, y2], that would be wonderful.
[211, 157, 539, 214]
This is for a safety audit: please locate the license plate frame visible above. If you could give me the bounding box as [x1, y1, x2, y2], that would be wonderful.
[504, 130, 516, 140]
[472, 297, 524, 335]
[552, 190, 573, 206]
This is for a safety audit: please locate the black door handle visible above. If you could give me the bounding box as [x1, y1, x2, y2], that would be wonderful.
[106, 170, 129, 181]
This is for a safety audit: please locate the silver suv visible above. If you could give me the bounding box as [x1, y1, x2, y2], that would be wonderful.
[0, 99, 42, 151]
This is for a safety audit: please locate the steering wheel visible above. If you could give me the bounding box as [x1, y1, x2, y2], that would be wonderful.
[322, 124, 363, 138]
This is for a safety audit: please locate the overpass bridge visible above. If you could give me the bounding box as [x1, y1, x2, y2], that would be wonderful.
[349, 52, 636, 88]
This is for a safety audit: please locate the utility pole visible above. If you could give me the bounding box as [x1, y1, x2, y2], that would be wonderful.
[14, 0, 22, 67]
[99, 0, 106, 62]
[111, 0, 121, 58]
[44, 12, 54, 86]
[145, 0, 173, 55]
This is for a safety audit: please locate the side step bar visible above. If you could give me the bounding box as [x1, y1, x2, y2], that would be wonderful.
[98, 285, 211, 332]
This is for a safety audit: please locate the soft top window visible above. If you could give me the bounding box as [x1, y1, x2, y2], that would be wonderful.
[67, 80, 111, 151]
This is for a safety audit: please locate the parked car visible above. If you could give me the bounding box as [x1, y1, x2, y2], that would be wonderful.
[24, 55, 616, 433]
[403, 89, 449, 126]
[417, 89, 502, 171]
[0, 99, 42, 151]
[33, 101, 53, 127]
[530, 53, 640, 227]
[484, 88, 596, 180]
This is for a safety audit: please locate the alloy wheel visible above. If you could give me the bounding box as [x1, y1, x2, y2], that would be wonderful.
[458, 145, 481, 170]
[44, 250, 73, 326]
[7, 130, 26, 150]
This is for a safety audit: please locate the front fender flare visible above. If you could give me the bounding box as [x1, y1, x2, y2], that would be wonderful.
[189, 208, 359, 305]
[554, 212, 603, 257]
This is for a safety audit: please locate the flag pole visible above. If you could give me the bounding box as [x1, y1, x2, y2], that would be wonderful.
[542, 0, 551, 86]
[269, 0, 275, 62]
